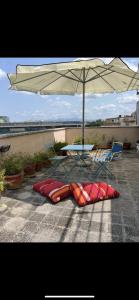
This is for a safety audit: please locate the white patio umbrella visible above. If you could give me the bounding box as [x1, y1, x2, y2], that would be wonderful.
[8, 57, 139, 144]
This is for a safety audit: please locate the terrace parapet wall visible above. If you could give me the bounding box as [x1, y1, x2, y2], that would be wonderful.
[0, 126, 139, 154]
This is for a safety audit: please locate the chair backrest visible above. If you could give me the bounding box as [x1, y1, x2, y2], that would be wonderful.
[112, 142, 123, 153]
[93, 150, 113, 162]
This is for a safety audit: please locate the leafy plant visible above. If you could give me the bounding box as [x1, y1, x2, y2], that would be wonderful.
[87, 134, 101, 148]
[0, 169, 5, 192]
[33, 151, 49, 163]
[21, 154, 36, 167]
[53, 142, 68, 153]
[74, 136, 82, 144]
[1, 155, 23, 176]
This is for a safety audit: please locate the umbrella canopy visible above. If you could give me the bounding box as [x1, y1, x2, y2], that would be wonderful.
[8, 57, 139, 144]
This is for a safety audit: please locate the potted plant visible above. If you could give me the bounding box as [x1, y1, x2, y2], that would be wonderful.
[53, 142, 68, 156]
[33, 152, 51, 171]
[87, 135, 101, 150]
[73, 136, 82, 145]
[123, 138, 131, 150]
[0, 169, 8, 211]
[22, 154, 36, 177]
[1, 155, 24, 189]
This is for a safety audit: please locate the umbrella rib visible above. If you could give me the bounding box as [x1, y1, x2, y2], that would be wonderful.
[12, 70, 80, 86]
[96, 65, 139, 80]
[39, 70, 71, 92]
[90, 68, 116, 90]
[12, 70, 57, 85]
[85, 68, 90, 81]
[68, 70, 83, 82]
[85, 66, 113, 83]
[39, 70, 82, 92]
[75, 69, 83, 93]
[126, 72, 138, 90]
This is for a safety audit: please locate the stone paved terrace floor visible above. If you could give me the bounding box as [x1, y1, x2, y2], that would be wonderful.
[0, 150, 139, 242]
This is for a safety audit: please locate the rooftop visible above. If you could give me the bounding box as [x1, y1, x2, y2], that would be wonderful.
[0, 150, 139, 242]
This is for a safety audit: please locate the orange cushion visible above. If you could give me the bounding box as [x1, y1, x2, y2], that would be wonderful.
[48, 184, 71, 203]
[70, 182, 120, 207]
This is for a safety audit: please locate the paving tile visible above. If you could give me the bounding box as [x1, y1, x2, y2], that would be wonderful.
[0, 215, 10, 227]
[12, 231, 33, 242]
[124, 226, 139, 237]
[57, 216, 74, 228]
[4, 207, 32, 219]
[1, 150, 139, 243]
[111, 214, 122, 224]
[71, 219, 90, 231]
[22, 221, 39, 234]
[2, 199, 18, 208]
[3, 217, 27, 233]
[16, 191, 33, 200]
[35, 204, 53, 215]
[31, 229, 54, 242]
[15, 202, 36, 211]
[85, 231, 100, 242]
[0, 230, 16, 242]
[48, 227, 67, 242]
[23, 185, 33, 191]
[108, 224, 123, 237]
[42, 214, 60, 226]
[123, 216, 137, 227]
[89, 221, 105, 233]
[29, 212, 46, 222]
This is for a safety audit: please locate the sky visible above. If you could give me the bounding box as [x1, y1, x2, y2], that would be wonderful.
[0, 57, 139, 122]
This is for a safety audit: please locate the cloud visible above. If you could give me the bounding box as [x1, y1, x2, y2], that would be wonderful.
[93, 103, 116, 111]
[16, 91, 35, 95]
[31, 110, 46, 117]
[0, 68, 6, 79]
[100, 57, 114, 64]
[76, 93, 108, 99]
[39, 95, 49, 98]
[15, 111, 30, 117]
[73, 57, 94, 61]
[48, 99, 72, 107]
[117, 94, 138, 104]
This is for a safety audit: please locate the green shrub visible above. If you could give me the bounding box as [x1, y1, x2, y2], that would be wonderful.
[74, 136, 82, 144]
[1, 155, 23, 176]
[53, 142, 68, 153]
[33, 152, 49, 163]
[0, 169, 5, 192]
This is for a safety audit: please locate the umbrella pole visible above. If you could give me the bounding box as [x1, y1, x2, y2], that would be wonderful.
[82, 68, 85, 146]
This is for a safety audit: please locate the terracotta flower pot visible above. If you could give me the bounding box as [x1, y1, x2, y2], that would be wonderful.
[35, 161, 51, 171]
[35, 162, 44, 171]
[5, 173, 23, 189]
[123, 143, 131, 150]
[24, 164, 36, 177]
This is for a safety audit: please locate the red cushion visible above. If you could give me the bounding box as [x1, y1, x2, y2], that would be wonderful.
[70, 182, 120, 207]
[33, 178, 71, 203]
[40, 181, 65, 196]
[33, 178, 56, 192]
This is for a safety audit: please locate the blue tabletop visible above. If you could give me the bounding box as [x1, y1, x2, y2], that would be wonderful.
[61, 144, 94, 151]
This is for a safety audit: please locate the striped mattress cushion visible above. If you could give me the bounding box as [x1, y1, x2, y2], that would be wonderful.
[33, 178, 71, 203]
[70, 182, 120, 207]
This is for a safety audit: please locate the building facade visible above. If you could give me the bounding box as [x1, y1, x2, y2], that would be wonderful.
[0, 116, 10, 123]
[104, 113, 136, 126]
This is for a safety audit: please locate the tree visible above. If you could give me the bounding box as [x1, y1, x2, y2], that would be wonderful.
[86, 119, 104, 127]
